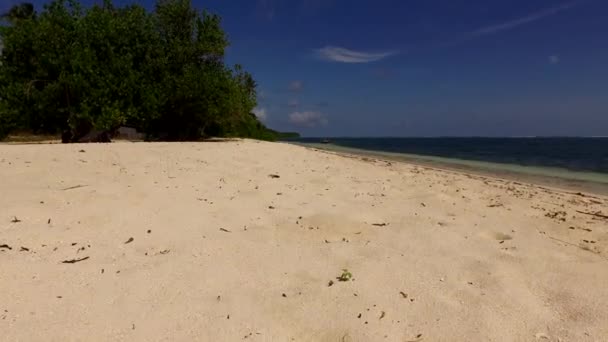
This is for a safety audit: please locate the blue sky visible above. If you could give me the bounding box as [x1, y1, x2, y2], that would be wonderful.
[4, 0, 608, 136]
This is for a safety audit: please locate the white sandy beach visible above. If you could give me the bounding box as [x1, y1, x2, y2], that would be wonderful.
[1, 140, 607, 341]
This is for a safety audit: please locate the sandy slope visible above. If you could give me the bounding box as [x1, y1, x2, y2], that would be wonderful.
[1, 140, 607, 341]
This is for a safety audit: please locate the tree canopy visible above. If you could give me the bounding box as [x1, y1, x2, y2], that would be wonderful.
[0, 0, 282, 141]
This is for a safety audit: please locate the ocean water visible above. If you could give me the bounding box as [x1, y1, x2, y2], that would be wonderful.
[287, 138, 608, 186]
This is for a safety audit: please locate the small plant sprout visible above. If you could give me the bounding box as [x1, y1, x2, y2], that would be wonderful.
[337, 269, 353, 282]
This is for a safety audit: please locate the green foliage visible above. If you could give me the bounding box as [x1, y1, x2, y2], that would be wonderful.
[224, 113, 279, 141]
[0, 0, 270, 141]
[337, 269, 353, 282]
[1, 3, 36, 22]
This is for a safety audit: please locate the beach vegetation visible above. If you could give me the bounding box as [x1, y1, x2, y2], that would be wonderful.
[0, 0, 289, 141]
[337, 269, 352, 282]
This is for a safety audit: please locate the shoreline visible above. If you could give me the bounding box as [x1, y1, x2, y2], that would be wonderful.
[290, 142, 608, 197]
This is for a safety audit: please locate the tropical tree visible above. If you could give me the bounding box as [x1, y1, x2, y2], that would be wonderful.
[1, 3, 35, 22]
[0, 0, 275, 141]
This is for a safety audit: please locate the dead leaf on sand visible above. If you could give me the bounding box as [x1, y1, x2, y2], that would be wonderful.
[61, 184, 88, 191]
[406, 333, 423, 342]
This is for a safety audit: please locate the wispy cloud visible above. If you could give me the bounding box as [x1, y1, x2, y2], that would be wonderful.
[549, 55, 560, 64]
[473, 2, 580, 36]
[253, 107, 268, 121]
[289, 111, 328, 127]
[438, 1, 583, 48]
[315, 46, 396, 63]
[288, 80, 304, 92]
[257, 89, 268, 102]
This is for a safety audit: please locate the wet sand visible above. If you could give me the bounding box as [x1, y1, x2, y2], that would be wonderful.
[298, 142, 608, 196]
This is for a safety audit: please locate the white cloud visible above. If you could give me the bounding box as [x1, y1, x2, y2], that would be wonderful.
[289, 111, 328, 127]
[437, 1, 582, 48]
[288, 80, 303, 92]
[470, 2, 579, 37]
[258, 89, 268, 101]
[253, 107, 267, 121]
[315, 46, 396, 63]
[549, 55, 560, 64]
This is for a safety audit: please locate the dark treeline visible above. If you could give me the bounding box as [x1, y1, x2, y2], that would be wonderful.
[0, 0, 289, 141]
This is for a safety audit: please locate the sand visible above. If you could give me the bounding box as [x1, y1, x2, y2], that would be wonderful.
[1, 140, 607, 341]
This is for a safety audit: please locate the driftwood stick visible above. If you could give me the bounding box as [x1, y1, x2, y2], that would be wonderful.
[576, 210, 608, 219]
